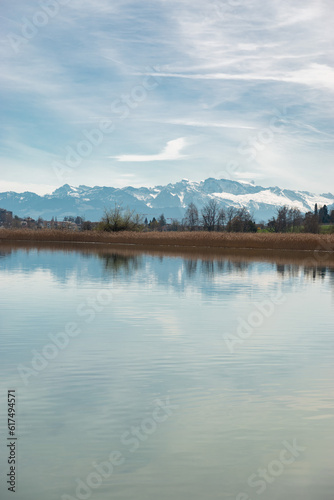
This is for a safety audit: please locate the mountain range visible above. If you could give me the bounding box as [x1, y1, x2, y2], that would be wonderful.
[1, 178, 333, 223]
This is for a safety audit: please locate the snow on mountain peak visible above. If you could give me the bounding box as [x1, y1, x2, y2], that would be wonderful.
[1, 178, 333, 222]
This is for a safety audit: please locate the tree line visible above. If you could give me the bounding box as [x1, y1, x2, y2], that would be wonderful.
[267, 204, 334, 233]
[184, 201, 257, 232]
[99, 201, 334, 233]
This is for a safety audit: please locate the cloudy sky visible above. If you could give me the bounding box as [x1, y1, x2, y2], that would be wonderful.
[0, 0, 333, 195]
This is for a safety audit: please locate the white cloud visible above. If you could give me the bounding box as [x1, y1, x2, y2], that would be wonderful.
[136, 64, 334, 92]
[113, 138, 188, 162]
[143, 118, 256, 130]
[1, 0, 334, 193]
[0, 181, 57, 196]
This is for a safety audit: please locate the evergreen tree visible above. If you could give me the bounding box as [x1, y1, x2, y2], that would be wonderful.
[319, 205, 330, 224]
[158, 213, 166, 229]
[149, 217, 158, 230]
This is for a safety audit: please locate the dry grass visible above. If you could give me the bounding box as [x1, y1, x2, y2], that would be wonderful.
[1, 228, 334, 253]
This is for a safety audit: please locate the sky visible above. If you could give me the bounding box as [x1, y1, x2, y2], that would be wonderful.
[0, 0, 333, 196]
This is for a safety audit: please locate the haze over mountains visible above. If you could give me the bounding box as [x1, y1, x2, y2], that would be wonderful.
[1, 178, 333, 223]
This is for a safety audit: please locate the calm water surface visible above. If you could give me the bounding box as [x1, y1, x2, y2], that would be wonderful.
[0, 244, 333, 500]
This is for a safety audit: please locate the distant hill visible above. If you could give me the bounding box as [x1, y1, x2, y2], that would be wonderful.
[1, 178, 333, 222]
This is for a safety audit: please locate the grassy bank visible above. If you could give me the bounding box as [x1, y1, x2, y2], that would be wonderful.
[1, 228, 334, 252]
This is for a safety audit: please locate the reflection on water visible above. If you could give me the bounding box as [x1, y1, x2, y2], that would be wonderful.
[0, 242, 333, 500]
[100, 252, 143, 275]
[1, 241, 334, 285]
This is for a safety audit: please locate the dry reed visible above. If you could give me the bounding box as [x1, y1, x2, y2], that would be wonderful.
[0, 228, 334, 253]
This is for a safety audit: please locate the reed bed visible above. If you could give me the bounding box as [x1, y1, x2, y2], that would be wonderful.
[1, 228, 334, 253]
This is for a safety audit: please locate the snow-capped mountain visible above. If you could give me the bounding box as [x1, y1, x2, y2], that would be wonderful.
[1, 178, 333, 223]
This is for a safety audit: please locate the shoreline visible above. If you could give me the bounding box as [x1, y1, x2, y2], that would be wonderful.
[1, 228, 334, 250]
[1, 229, 334, 262]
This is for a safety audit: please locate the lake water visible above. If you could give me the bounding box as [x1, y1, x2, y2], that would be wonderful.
[0, 243, 333, 500]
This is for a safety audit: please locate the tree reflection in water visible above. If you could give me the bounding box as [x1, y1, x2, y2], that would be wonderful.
[98, 252, 143, 276]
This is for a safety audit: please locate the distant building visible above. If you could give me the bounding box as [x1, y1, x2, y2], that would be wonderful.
[40, 220, 78, 231]
[0, 208, 13, 226]
[21, 217, 36, 228]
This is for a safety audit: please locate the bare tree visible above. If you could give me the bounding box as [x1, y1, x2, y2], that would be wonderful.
[226, 207, 237, 232]
[201, 199, 220, 231]
[269, 206, 303, 232]
[288, 208, 303, 231]
[228, 207, 257, 232]
[99, 204, 143, 232]
[276, 206, 289, 232]
[303, 212, 319, 233]
[217, 208, 226, 231]
[184, 202, 199, 230]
